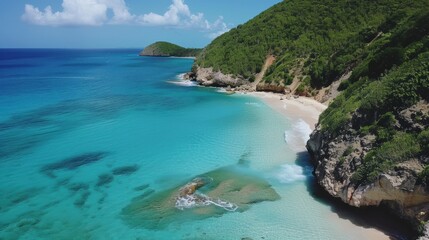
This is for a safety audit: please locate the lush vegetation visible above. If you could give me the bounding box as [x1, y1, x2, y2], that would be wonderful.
[319, 12, 429, 184]
[140, 42, 201, 57]
[196, 0, 429, 88]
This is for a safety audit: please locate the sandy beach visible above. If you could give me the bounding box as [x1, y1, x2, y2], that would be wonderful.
[248, 91, 327, 131]
[248, 91, 391, 240]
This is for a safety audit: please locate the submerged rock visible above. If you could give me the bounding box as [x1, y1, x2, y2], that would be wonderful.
[177, 177, 206, 198]
[134, 184, 150, 191]
[67, 183, 89, 193]
[96, 173, 114, 187]
[121, 166, 280, 229]
[41, 152, 109, 177]
[112, 165, 140, 176]
[74, 191, 90, 208]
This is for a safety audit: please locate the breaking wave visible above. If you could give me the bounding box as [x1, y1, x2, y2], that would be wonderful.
[166, 73, 198, 87]
[276, 164, 310, 184]
[284, 119, 312, 150]
[175, 193, 238, 212]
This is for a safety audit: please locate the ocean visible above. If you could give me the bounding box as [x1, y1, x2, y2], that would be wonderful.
[0, 49, 410, 239]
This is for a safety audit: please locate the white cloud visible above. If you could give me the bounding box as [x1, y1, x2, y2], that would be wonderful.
[207, 16, 230, 39]
[22, 0, 133, 26]
[135, 0, 229, 38]
[22, 0, 229, 37]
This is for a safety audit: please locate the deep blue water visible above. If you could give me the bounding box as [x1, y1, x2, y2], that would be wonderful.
[0, 49, 408, 239]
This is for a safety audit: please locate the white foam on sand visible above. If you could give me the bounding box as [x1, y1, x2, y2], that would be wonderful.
[284, 119, 313, 151]
[276, 164, 309, 184]
[245, 102, 261, 107]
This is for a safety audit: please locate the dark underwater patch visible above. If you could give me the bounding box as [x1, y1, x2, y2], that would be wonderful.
[238, 151, 251, 166]
[96, 173, 114, 187]
[41, 152, 109, 177]
[134, 184, 150, 191]
[0, 94, 185, 160]
[0, 188, 43, 214]
[112, 165, 140, 176]
[74, 191, 90, 208]
[67, 183, 90, 193]
[132, 189, 155, 201]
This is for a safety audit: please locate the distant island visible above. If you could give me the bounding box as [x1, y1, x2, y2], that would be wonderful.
[139, 41, 201, 57]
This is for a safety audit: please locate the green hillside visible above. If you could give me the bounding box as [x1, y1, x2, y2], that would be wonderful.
[320, 11, 429, 185]
[140, 41, 201, 57]
[196, 0, 429, 91]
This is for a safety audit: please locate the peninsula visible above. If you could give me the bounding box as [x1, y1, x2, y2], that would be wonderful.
[139, 41, 201, 57]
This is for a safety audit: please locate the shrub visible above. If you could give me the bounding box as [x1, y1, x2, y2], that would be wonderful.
[352, 132, 420, 184]
[418, 165, 429, 185]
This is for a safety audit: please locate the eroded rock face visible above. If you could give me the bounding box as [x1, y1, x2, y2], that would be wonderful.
[194, 67, 249, 88]
[307, 102, 429, 232]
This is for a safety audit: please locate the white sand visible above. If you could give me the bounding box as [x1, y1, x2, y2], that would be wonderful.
[247, 91, 390, 240]
[248, 92, 327, 130]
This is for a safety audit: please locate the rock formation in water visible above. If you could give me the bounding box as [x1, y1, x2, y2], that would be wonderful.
[121, 166, 280, 229]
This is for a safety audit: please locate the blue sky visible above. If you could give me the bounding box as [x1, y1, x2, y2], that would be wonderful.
[0, 0, 281, 48]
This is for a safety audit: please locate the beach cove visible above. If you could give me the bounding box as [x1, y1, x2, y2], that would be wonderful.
[0, 49, 412, 239]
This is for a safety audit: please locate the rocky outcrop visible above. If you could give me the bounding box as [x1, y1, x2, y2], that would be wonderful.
[307, 101, 429, 233]
[194, 67, 250, 88]
[256, 82, 285, 93]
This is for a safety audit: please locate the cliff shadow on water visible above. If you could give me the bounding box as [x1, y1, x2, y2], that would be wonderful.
[295, 151, 416, 240]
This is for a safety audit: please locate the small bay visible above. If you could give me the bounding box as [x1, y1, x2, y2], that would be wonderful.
[0, 49, 410, 239]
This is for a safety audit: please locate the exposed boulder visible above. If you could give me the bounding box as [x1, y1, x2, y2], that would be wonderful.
[193, 66, 249, 87]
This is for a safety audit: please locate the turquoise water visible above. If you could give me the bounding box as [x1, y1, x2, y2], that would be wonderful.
[0, 50, 407, 239]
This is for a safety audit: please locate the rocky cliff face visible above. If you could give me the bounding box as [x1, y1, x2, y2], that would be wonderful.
[193, 66, 288, 93]
[307, 100, 429, 231]
[194, 67, 250, 88]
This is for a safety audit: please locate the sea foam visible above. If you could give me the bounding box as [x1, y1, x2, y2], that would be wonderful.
[175, 193, 238, 212]
[276, 164, 308, 184]
[166, 73, 197, 87]
[284, 119, 312, 151]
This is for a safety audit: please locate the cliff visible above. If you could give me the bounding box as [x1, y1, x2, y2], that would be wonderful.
[140, 42, 201, 57]
[307, 100, 429, 227]
[307, 49, 429, 233]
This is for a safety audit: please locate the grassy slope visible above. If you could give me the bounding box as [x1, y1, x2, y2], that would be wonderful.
[140, 41, 201, 57]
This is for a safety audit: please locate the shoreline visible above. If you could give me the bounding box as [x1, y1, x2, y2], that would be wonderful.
[172, 76, 410, 239]
[246, 91, 327, 131]
[245, 91, 397, 240]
